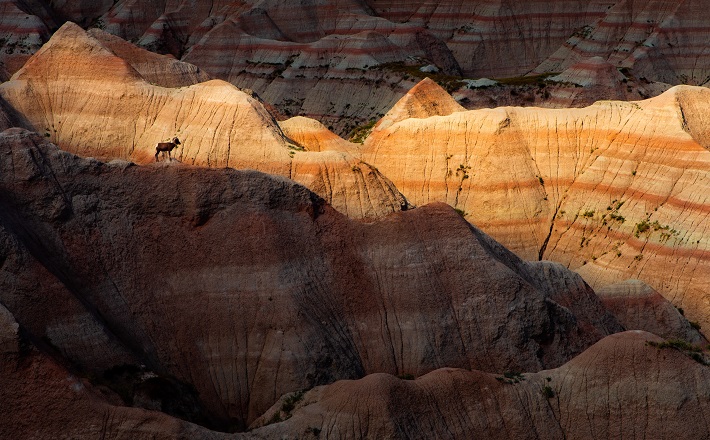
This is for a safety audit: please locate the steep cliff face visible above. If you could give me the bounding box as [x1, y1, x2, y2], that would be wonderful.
[0, 128, 621, 429]
[536, 0, 710, 86]
[0, 22, 408, 220]
[248, 331, 710, 439]
[362, 80, 710, 331]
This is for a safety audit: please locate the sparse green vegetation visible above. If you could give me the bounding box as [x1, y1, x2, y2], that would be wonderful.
[454, 208, 468, 218]
[650, 339, 701, 364]
[690, 321, 702, 331]
[647, 339, 701, 352]
[265, 390, 306, 426]
[281, 390, 305, 413]
[496, 371, 525, 384]
[609, 213, 625, 223]
[268, 412, 282, 424]
[635, 220, 650, 236]
[372, 62, 466, 92]
[493, 73, 560, 86]
[348, 119, 376, 144]
[582, 210, 595, 218]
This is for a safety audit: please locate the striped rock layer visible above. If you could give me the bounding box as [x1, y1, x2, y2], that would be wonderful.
[248, 331, 710, 439]
[2, 1, 709, 133]
[0, 22, 407, 220]
[361, 79, 710, 332]
[0, 129, 621, 429]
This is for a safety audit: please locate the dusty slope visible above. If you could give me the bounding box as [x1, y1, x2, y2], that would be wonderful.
[0, 22, 407, 220]
[249, 331, 710, 439]
[0, 128, 621, 429]
[362, 80, 710, 330]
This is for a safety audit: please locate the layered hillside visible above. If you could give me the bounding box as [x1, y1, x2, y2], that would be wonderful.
[0, 302, 228, 440]
[2, 1, 709, 133]
[0, 0, 51, 74]
[250, 331, 710, 439]
[0, 22, 407, 220]
[0, 127, 622, 430]
[362, 80, 710, 330]
[536, 0, 710, 85]
[597, 280, 707, 344]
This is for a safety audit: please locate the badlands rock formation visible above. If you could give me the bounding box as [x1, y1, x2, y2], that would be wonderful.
[0, 0, 51, 74]
[2, 1, 709, 133]
[0, 303, 226, 440]
[0, 128, 622, 429]
[250, 331, 710, 439]
[362, 79, 710, 331]
[597, 280, 707, 344]
[535, 0, 710, 85]
[0, 22, 407, 220]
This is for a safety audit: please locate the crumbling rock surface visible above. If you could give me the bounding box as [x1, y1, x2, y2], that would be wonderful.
[597, 280, 707, 345]
[0, 302, 227, 440]
[362, 81, 710, 333]
[0, 128, 621, 429]
[0, 22, 408, 220]
[3, 1, 709, 133]
[87, 28, 212, 88]
[247, 331, 710, 439]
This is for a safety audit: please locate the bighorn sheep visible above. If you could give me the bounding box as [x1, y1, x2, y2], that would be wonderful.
[155, 137, 181, 161]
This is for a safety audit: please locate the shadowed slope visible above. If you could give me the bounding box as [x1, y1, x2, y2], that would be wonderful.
[0, 22, 408, 220]
[0, 128, 620, 429]
[362, 82, 710, 332]
[248, 331, 710, 439]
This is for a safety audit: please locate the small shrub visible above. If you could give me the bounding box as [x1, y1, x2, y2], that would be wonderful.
[542, 385, 554, 399]
[647, 339, 701, 352]
[454, 208, 468, 218]
[582, 210, 595, 218]
[538, 176, 544, 185]
[268, 412, 282, 424]
[281, 390, 305, 413]
[609, 213, 625, 223]
[635, 220, 650, 235]
[690, 321, 702, 331]
[398, 373, 415, 380]
[348, 119, 376, 144]
[497, 371, 526, 384]
[306, 426, 322, 436]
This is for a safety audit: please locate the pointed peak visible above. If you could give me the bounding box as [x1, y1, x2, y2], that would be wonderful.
[10, 21, 142, 83]
[375, 77, 465, 131]
[279, 116, 356, 153]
